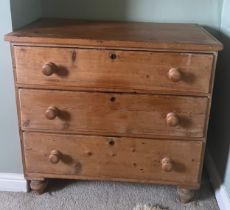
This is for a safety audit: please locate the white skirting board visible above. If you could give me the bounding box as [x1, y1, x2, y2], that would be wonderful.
[206, 151, 230, 210]
[0, 173, 28, 192]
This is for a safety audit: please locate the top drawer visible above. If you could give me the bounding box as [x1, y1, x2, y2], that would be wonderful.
[14, 46, 213, 94]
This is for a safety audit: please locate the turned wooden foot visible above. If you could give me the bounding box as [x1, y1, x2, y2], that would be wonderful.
[177, 187, 195, 203]
[30, 179, 48, 195]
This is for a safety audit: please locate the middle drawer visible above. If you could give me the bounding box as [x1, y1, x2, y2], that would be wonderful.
[19, 89, 208, 138]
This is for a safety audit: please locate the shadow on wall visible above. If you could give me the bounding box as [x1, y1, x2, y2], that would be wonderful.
[42, 0, 221, 28]
[44, 0, 128, 21]
[207, 30, 230, 187]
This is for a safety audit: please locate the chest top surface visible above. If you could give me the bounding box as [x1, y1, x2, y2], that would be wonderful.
[5, 18, 223, 52]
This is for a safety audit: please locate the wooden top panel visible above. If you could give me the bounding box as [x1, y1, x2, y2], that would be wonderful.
[5, 18, 223, 51]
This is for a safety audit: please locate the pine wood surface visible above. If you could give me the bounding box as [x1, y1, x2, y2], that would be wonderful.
[19, 89, 208, 138]
[4, 19, 223, 197]
[5, 18, 223, 51]
[23, 132, 203, 186]
[14, 46, 213, 94]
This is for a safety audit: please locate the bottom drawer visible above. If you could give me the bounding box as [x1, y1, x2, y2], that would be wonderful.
[23, 132, 203, 186]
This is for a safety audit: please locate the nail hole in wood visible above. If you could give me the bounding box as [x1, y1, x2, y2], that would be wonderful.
[133, 163, 137, 167]
[86, 151, 92, 156]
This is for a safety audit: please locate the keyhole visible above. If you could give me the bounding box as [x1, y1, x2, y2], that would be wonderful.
[110, 53, 117, 60]
[108, 139, 115, 146]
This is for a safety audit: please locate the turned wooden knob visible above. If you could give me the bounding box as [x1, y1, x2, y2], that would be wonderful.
[161, 157, 173, 172]
[42, 62, 57, 76]
[166, 112, 179, 127]
[45, 106, 59, 120]
[168, 68, 182, 82]
[49, 150, 61, 164]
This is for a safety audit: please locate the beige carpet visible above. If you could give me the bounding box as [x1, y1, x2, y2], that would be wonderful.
[0, 173, 219, 210]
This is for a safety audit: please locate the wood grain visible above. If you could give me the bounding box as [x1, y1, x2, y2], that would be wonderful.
[23, 132, 203, 186]
[5, 19, 223, 196]
[19, 89, 208, 138]
[14, 46, 214, 94]
[5, 18, 223, 51]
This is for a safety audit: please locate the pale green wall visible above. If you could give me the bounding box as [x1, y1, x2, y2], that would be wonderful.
[0, 0, 43, 173]
[0, 1, 21, 173]
[10, 0, 43, 29]
[208, 0, 230, 197]
[43, 0, 223, 30]
[1, 2, 229, 200]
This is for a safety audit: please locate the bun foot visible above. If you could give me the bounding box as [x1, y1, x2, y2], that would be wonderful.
[30, 179, 48, 195]
[177, 187, 195, 203]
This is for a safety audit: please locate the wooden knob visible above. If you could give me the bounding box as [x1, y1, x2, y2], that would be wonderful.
[166, 112, 179, 127]
[42, 62, 57, 76]
[49, 150, 61, 164]
[161, 157, 173, 172]
[168, 68, 182, 82]
[45, 106, 59, 120]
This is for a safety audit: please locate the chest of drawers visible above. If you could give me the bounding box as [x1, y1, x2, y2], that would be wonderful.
[5, 19, 222, 202]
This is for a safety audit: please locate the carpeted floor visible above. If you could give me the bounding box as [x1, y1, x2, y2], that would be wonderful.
[0, 173, 219, 210]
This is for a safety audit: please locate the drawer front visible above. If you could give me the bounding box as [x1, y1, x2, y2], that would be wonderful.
[14, 46, 213, 94]
[23, 132, 203, 185]
[19, 89, 208, 138]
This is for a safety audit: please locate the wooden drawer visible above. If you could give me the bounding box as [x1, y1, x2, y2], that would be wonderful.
[19, 89, 208, 138]
[23, 132, 203, 186]
[14, 46, 213, 94]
